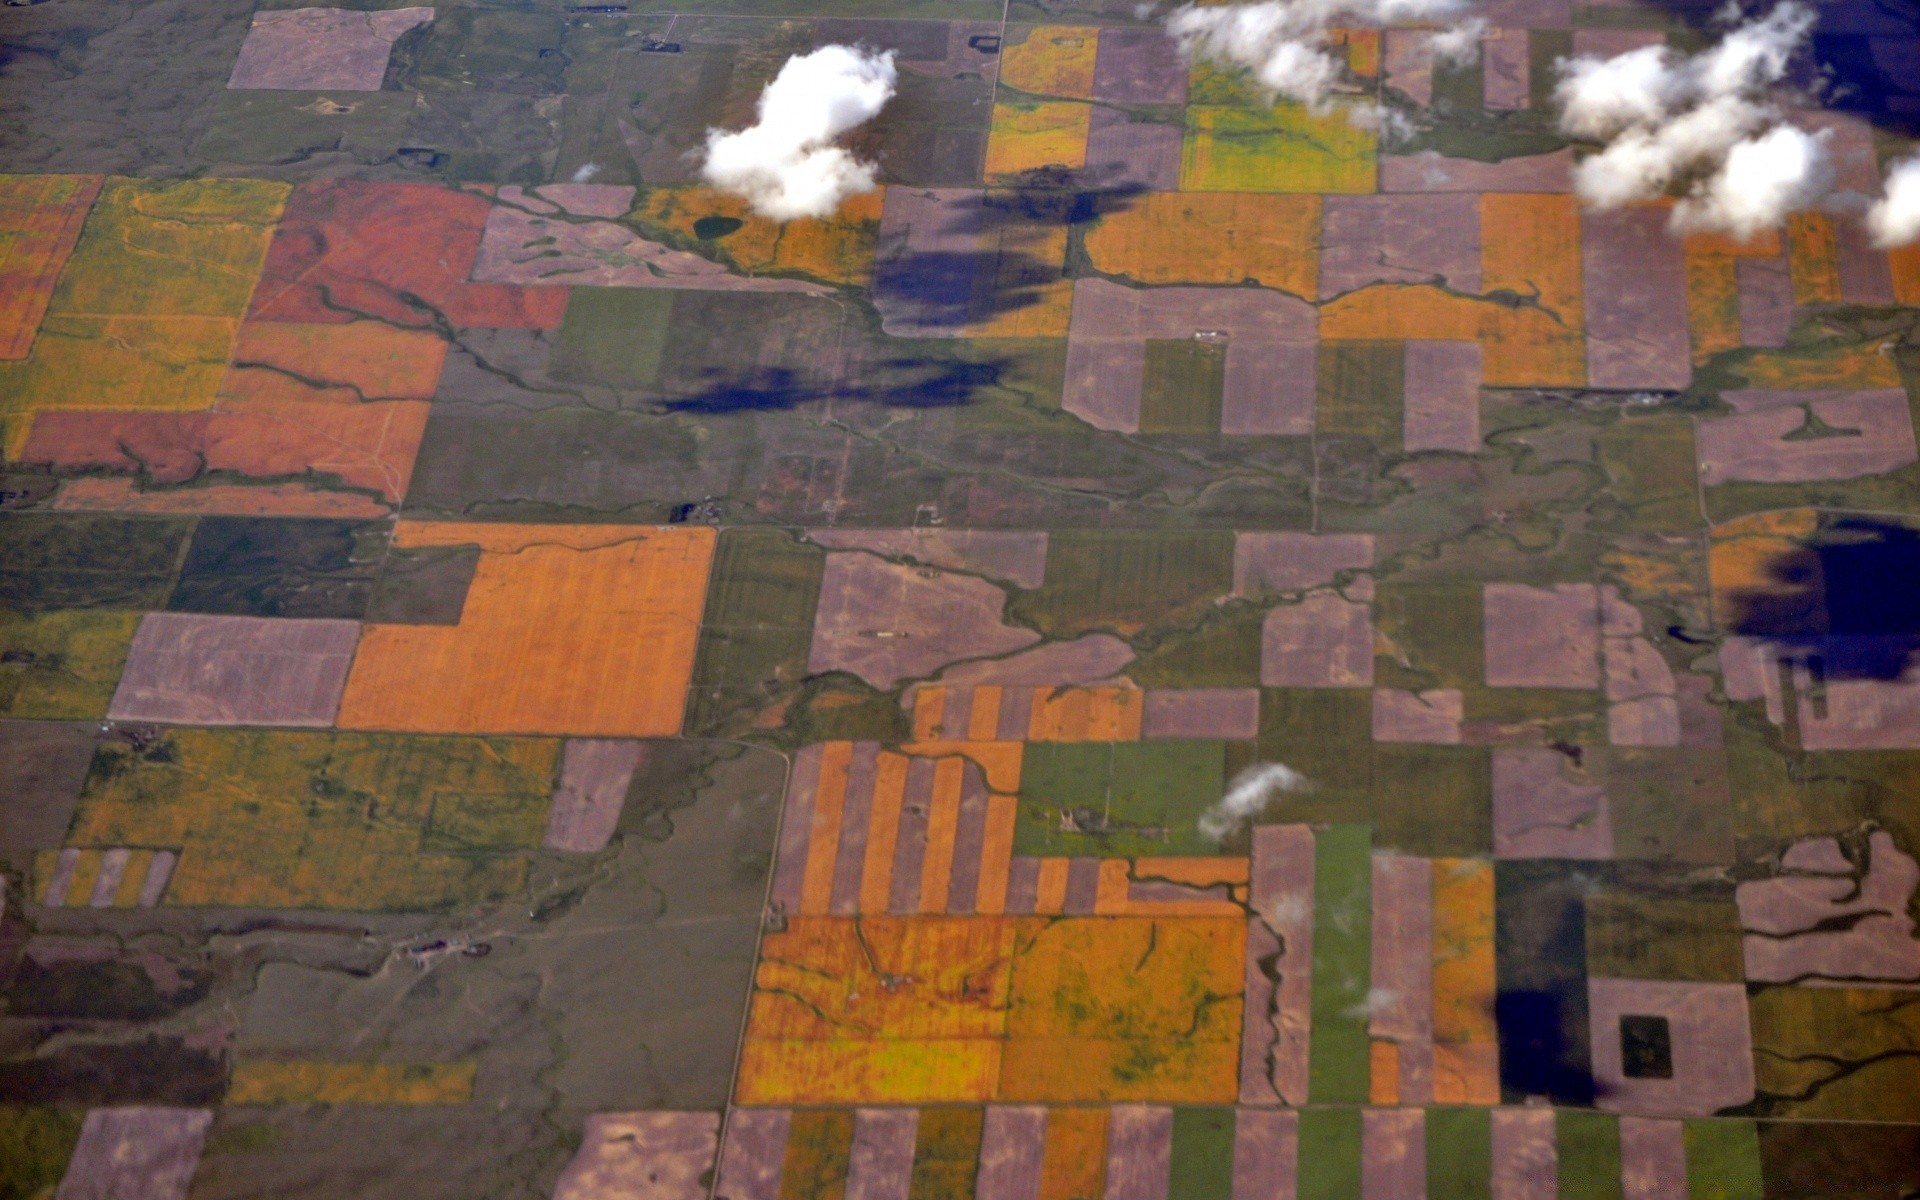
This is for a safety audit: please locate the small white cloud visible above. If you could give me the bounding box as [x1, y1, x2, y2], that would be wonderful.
[1199, 761, 1311, 842]
[1868, 154, 1920, 248]
[1427, 15, 1488, 67]
[700, 44, 897, 221]
[1675, 122, 1833, 239]
[1554, 2, 1830, 237]
[1167, 0, 1477, 113]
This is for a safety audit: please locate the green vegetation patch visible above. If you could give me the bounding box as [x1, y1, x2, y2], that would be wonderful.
[1316, 340, 1403, 445]
[1016, 740, 1227, 857]
[684, 529, 825, 737]
[1011, 529, 1236, 639]
[1139, 339, 1226, 434]
[1308, 823, 1372, 1105]
[0, 514, 192, 612]
[1585, 890, 1744, 982]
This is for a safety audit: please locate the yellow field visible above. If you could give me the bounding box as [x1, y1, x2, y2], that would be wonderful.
[985, 101, 1093, 180]
[59, 727, 558, 910]
[0, 177, 288, 455]
[1000, 26, 1101, 99]
[0, 608, 141, 718]
[1180, 105, 1377, 194]
[228, 1061, 477, 1105]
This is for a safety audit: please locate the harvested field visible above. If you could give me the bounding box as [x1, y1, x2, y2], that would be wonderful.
[1319, 195, 1479, 297]
[808, 552, 1040, 689]
[108, 612, 359, 727]
[226, 7, 433, 91]
[1063, 279, 1317, 434]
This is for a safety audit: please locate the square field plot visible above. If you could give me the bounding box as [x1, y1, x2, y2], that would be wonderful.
[735, 915, 1243, 1105]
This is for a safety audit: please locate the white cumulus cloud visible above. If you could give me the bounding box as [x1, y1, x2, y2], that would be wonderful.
[700, 44, 897, 221]
[1868, 154, 1920, 248]
[1167, 0, 1479, 113]
[1199, 762, 1312, 842]
[1554, 2, 1830, 238]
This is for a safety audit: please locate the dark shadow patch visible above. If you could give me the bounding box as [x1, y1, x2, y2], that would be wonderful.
[692, 214, 744, 240]
[1720, 516, 1920, 680]
[663, 357, 1013, 414]
[1813, 30, 1920, 138]
[1632, 0, 1920, 138]
[1495, 860, 1597, 1106]
[871, 181, 1145, 335]
[1619, 1013, 1675, 1079]
[0, 1033, 226, 1105]
[4, 953, 213, 1022]
[1495, 991, 1600, 1104]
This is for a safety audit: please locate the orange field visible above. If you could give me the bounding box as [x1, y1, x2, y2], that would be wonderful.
[631, 185, 883, 286]
[1477, 193, 1586, 386]
[1786, 212, 1843, 305]
[338, 523, 716, 736]
[1083, 192, 1321, 296]
[1430, 857, 1499, 1105]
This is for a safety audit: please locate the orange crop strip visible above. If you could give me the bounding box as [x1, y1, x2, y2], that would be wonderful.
[1027, 687, 1144, 742]
[1683, 250, 1742, 364]
[913, 687, 948, 742]
[1038, 1107, 1108, 1200]
[860, 751, 911, 913]
[1033, 858, 1071, 915]
[800, 741, 854, 917]
[337, 523, 716, 737]
[918, 757, 968, 913]
[968, 686, 1005, 741]
[1786, 212, 1843, 305]
[1430, 857, 1499, 1105]
[1892, 244, 1920, 305]
[975, 793, 1019, 916]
